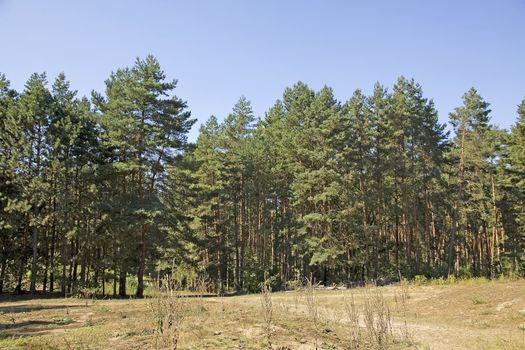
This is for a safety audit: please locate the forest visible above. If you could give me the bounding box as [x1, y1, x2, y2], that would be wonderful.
[1, 55, 524, 297]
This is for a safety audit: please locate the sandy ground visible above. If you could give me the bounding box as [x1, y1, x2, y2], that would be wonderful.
[0, 279, 524, 349]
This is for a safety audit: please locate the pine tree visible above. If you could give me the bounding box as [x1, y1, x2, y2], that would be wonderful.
[2, 64, 525, 296]
[502, 99, 525, 273]
[220, 96, 256, 290]
[0, 74, 22, 293]
[16, 73, 53, 293]
[448, 88, 502, 276]
[49, 73, 101, 294]
[192, 116, 227, 291]
[95, 55, 195, 297]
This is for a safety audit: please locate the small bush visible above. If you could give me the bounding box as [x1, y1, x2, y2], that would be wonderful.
[458, 267, 472, 279]
[53, 317, 73, 325]
[472, 296, 486, 305]
[286, 277, 302, 290]
[413, 275, 427, 286]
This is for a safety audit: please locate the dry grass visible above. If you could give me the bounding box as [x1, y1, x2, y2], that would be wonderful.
[0, 279, 524, 349]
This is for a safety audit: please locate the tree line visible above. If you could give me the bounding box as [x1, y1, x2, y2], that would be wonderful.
[1, 56, 524, 296]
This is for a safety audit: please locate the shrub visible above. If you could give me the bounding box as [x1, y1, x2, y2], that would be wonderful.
[413, 275, 427, 286]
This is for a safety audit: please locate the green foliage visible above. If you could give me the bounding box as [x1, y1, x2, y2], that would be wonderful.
[242, 255, 279, 293]
[0, 61, 524, 299]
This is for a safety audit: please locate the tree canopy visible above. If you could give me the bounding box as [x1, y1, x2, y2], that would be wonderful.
[1, 56, 524, 296]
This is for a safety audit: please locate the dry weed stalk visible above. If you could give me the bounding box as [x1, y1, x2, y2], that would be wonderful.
[277, 300, 290, 314]
[304, 278, 321, 349]
[195, 274, 211, 297]
[261, 283, 274, 347]
[149, 276, 186, 350]
[363, 287, 393, 349]
[305, 278, 319, 323]
[396, 280, 412, 341]
[343, 291, 362, 349]
[293, 290, 301, 311]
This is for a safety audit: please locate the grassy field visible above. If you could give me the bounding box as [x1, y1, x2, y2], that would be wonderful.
[1, 279, 525, 349]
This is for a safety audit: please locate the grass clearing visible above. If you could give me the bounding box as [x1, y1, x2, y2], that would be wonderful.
[0, 279, 524, 349]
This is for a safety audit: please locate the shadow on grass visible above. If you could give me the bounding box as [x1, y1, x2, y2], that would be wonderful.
[0, 290, 246, 302]
[0, 304, 85, 314]
[0, 318, 78, 339]
[0, 320, 56, 330]
[0, 291, 68, 302]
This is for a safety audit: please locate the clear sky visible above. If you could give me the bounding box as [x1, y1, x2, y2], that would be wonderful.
[1, 0, 524, 141]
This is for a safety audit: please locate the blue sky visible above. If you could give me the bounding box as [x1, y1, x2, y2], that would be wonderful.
[1, 0, 524, 141]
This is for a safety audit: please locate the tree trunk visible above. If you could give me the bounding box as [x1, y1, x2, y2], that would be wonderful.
[119, 269, 126, 297]
[72, 260, 78, 293]
[102, 268, 105, 296]
[449, 126, 466, 276]
[49, 223, 56, 292]
[0, 252, 7, 293]
[15, 256, 26, 294]
[113, 269, 117, 297]
[136, 225, 146, 298]
[61, 260, 67, 296]
[30, 224, 38, 294]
